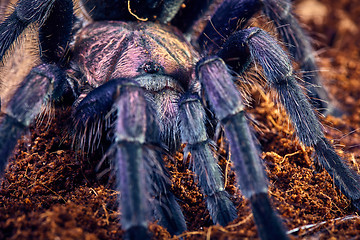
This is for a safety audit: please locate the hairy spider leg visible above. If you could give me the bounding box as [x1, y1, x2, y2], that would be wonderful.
[0, 0, 73, 63]
[196, 56, 288, 240]
[112, 83, 150, 240]
[197, 0, 262, 49]
[178, 93, 237, 225]
[262, 0, 340, 115]
[171, 0, 216, 34]
[143, 147, 187, 235]
[72, 79, 187, 238]
[0, 64, 69, 175]
[0, 0, 74, 175]
[197, 0, 336, 115]
[80, 0, 185, 23]
[219, 27, 360, 210]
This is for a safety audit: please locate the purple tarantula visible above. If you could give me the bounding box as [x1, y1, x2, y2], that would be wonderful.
[0, 0, 359, 239]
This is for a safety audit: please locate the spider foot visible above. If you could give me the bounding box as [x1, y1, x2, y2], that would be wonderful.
[250, 193, 288, 240]
[0, 115, 26, 174]
[314, 139, 360, 210]
[206, 191, 238, 226]
[124, 226, 150, 240]
[153, 193, 187, 235]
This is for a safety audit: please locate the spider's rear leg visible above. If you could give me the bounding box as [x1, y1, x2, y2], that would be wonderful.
[72, 79, 187, 238]
[196, 57, 288, 240]
[0, 64, 69, 175]
[178, 93, 237, 225]
[197, 0, 337, 115]
[262, 0, 339, 115]
[81, 0, 184, 23]
[219, 27, 360, 210]
[171, 0, 216, 34]
[0, 0, 73, 63]
[0, 0, 75, 175]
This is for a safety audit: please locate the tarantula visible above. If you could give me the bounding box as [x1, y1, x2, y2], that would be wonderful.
[0, 0, 359, 239]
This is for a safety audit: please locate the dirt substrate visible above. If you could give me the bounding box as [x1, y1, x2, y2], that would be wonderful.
[1, 0, 360, 239]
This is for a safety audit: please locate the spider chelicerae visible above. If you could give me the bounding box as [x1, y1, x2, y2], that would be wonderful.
[0, 0, 359, 239]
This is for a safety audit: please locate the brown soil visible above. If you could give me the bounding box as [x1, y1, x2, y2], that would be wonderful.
[1, 0, 360, 239]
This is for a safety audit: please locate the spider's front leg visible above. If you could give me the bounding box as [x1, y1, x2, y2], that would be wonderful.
[196, 57, 288, 240]
[73, 79, 187, 239]
[111, 82, 151, 240]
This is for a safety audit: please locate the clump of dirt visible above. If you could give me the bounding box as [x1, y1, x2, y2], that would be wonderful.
[1, 0, 360, 239]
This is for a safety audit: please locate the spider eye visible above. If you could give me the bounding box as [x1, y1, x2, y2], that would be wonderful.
[142, 61, 162, 74]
